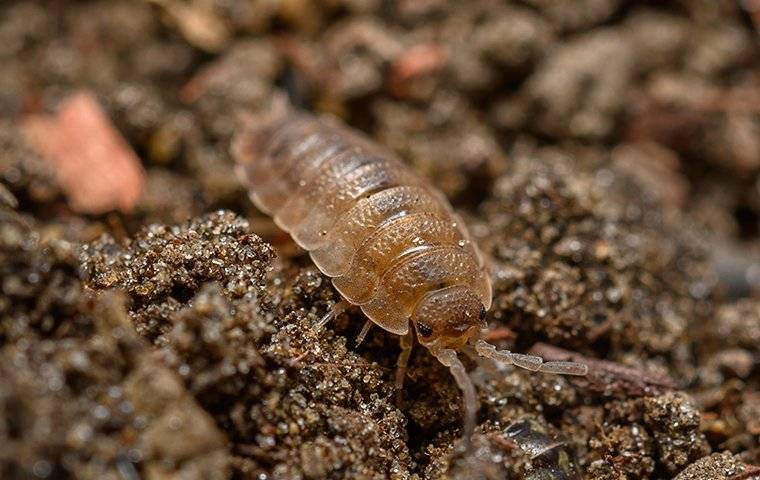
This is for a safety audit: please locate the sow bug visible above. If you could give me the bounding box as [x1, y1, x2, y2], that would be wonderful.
[232, 108, 587, 450]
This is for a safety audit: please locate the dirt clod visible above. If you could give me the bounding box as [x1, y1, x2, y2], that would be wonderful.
[2, 0, 760, 478]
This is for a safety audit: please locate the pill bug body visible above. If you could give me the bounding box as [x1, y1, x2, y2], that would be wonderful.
[234, 112, 491, 344]
[233, 110, 587, 452]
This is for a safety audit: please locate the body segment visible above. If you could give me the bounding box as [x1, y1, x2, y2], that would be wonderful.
[234, 112, 491, 336]
[233, 110, 587, 454]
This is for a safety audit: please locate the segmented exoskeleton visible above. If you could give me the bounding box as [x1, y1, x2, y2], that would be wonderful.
[232, 109, 587, 451]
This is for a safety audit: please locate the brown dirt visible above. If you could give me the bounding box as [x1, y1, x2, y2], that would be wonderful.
[2, 0, 760, 479]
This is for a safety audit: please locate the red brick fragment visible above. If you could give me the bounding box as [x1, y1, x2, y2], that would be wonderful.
[23, 92, 145, 214]
[388, 43, 445, 97]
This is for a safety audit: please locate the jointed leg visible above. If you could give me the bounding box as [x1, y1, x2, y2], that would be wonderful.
[394, 329, 414, 403]
[356, 320, 372, 347]
[474, 340, 588, 376]
[314, 299, 349, 330]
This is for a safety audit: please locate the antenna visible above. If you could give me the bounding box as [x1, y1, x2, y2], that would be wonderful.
[474, 340, 588, 376]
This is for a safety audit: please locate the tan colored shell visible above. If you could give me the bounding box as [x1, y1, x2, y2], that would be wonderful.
[234, 112, 587, 455]
[233, 112, 491, 336]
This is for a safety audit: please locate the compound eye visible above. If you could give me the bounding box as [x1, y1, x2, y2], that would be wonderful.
[479, 306, 487, 321]
[417, 322, 433, 338]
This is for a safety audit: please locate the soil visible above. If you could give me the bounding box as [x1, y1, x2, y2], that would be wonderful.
[1, 0, 760, 479]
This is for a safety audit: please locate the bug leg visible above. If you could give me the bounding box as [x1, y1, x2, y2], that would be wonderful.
[432, 348, 477, 454]
[314, 299, 349, 331]
[355, 320, 372, 347]
[474, 340, 588, 376]
[315, 310, 334, 330]
[394, 329, 414, 404]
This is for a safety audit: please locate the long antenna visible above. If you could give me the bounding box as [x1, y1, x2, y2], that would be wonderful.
[474, 340, 588, 376]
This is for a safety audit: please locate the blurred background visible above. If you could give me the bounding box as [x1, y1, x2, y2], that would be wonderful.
[2, 1, 760, 479]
